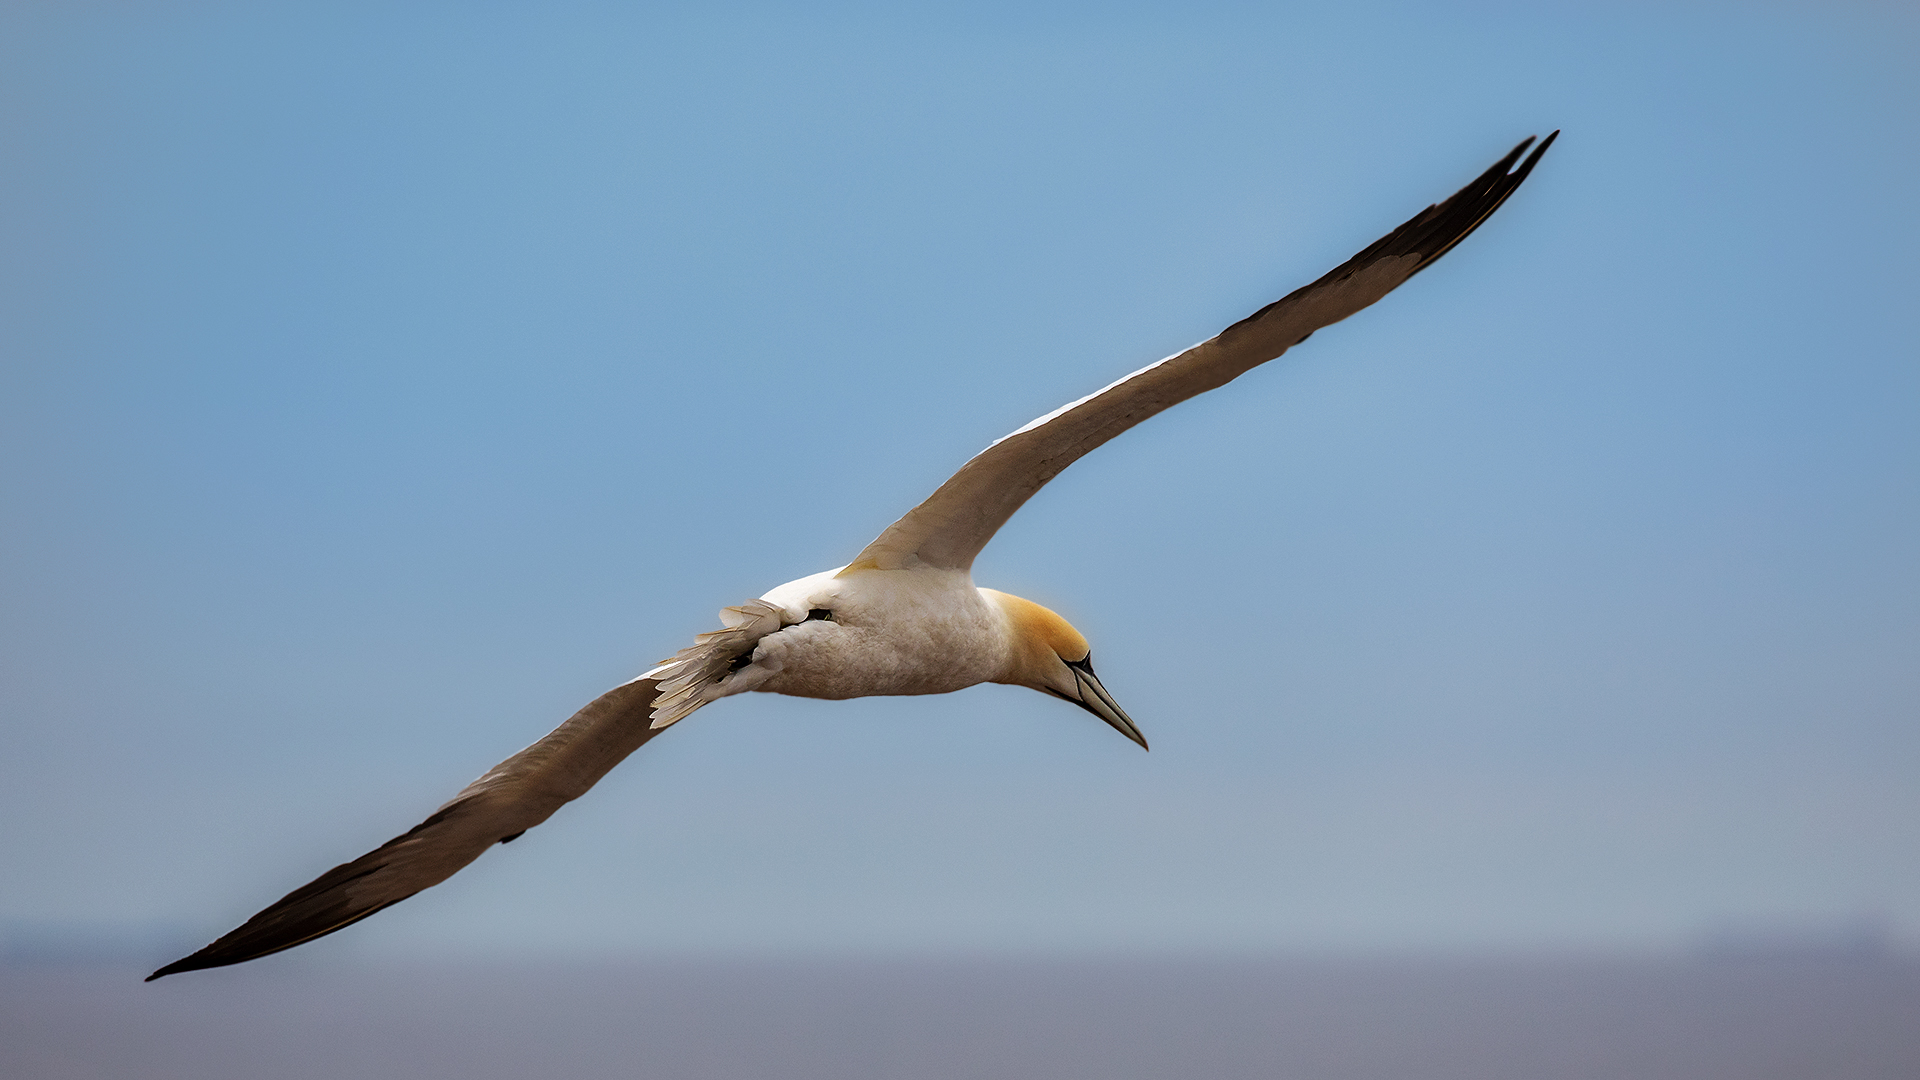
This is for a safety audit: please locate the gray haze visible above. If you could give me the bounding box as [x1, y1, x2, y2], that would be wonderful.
[7, 958, 1919, 1080]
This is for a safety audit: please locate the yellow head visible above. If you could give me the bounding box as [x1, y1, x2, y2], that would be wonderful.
[980, 588, 1146, 750]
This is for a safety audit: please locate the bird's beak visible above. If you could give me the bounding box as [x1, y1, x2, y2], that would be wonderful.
[1066, 657, 1148, 751]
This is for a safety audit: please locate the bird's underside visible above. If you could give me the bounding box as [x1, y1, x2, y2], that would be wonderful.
[147, 132, 1555, 981]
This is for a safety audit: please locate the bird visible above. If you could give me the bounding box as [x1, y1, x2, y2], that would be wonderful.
[147, 132, 1556, 981]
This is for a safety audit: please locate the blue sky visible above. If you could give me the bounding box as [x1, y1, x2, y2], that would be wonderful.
[2, 1, 1916, 963]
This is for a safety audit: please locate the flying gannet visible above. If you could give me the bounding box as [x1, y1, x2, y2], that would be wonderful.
[148, 133, 1556, 980]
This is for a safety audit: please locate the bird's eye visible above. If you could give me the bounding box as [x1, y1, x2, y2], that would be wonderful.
[806, 608, 835, 622]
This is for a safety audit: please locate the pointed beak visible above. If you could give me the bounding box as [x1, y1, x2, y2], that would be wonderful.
[1067, 657, 1148, 751]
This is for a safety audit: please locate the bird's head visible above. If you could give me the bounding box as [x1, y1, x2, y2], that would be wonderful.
[981, 588, 1147, 751]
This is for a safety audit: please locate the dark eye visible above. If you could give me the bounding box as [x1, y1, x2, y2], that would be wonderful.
[806, 608, 835, 622]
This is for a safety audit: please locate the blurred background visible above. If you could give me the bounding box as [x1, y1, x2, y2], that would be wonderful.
[2, 0, 1917, 1075]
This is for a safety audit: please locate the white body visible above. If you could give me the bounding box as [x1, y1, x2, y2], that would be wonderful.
[729, 567, 1007, 700]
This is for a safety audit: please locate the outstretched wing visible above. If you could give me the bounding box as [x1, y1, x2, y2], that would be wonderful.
[147, 677, 666, 980]
[847, 133, 1557, 574]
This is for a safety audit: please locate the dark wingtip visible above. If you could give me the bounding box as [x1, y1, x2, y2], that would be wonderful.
[1508, 130, 1559, 184]
[139, 894, 406, 984]
[1398, 128, 1559, 278]
[146, 944, 242, 981]
[145, 958, 193, 982]
[1223, 131, 1560, 337]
